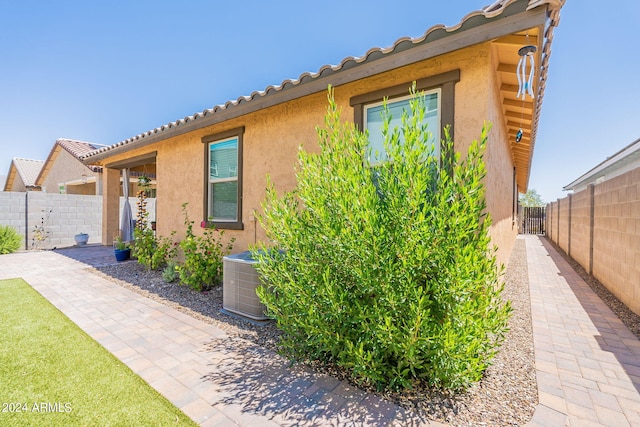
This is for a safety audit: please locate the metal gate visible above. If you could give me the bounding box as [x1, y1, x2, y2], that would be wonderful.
[519, 206, 545, 234]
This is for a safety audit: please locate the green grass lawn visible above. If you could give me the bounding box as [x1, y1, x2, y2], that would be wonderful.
[0, 278, 197, 426]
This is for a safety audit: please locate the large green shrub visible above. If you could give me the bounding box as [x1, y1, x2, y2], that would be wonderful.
[254, 88, 511, 391]
[0, 225, 22, 254]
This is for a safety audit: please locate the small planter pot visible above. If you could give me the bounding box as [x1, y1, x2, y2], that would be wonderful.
[74, 233, 89, 246]
[114, 248, 131, 262]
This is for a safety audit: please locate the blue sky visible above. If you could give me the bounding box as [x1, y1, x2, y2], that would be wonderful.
[1, 1, 639, 203]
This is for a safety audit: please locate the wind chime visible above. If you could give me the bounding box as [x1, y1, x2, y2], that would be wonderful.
[515, 42, 537, 143]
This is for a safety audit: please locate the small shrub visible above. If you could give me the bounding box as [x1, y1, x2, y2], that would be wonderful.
[254, 87, 511, 391]
[162, 260, 179, 283]
[177, 203, 234, 291]
[133, 228, 178, 271]
[31, 209, 52, 250]
[0, 225, 22, 254]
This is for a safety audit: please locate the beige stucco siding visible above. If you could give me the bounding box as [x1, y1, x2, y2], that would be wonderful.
[8, 170, 27, 192]
[98, 43, 518, 265]
[41, 148, 99, 194]
[485, 45, 517, 269]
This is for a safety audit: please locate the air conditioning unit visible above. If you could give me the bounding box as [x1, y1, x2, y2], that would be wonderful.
[222, 251, 269, 321]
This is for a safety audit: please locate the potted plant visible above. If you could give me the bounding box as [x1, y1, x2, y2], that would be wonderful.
[74, 232, 89, 246]
[113, 235, 131, 261]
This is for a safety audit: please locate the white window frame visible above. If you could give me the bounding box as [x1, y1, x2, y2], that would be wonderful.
[363, 89, 441, 166]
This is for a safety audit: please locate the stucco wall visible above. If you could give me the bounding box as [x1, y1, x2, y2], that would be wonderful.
[485, 45, 517, 269]
[98, 43, 520, 266]
[41, 148, 99, 194]
[8, 170, 27, 192]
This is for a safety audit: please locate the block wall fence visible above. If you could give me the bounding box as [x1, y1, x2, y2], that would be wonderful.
[0, 192, 155, 250]
[546, 167, 640, 316]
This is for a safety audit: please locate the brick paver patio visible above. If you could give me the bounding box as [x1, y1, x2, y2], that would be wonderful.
[0, 249, 436, 426]
[524, 235, 640, 427]
[1, 235, 638, 426]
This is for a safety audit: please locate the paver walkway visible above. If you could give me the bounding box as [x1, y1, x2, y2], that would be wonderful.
[1, 235, 639, 426]
[0, 249, 435, 426]
[524, 235, 640, 426]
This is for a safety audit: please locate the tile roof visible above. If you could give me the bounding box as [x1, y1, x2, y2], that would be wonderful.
[56, 139, 103, 172]
[12, 158, 44, 187]
[83, 0, 565, 167]
[57, 138, 101, 159]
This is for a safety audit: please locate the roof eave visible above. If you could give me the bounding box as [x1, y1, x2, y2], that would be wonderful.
[83, 0, 561, 166]
[521, 0, 564, 192]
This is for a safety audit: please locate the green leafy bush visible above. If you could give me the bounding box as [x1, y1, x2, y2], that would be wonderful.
[162, 260, 179, 283]
[0, 225, 22, 254]
[133, 228, 178, 271]
[177, 203, 234, 291]
[254, 88, 511, 391]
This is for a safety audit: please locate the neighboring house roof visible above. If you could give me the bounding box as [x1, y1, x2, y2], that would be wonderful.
[35, 139, 103, 187]
[563, 137, 640, 192]
[83, 0, 564, 190]
[3, 158, 44, 191]
[57, 138, 103, 162]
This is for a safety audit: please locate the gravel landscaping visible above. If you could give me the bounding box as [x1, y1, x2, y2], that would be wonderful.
[91, 237, 536, 426]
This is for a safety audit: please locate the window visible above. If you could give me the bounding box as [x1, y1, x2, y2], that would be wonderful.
[350, 69, 460, 167]
[363, 90, 440, 164]
[203, 127, 244, 229]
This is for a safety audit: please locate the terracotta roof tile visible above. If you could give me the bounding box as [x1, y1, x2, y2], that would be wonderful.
[56, 139, 100, 159]
[55, 139, 103, 173]
[83, 0, 565, 163]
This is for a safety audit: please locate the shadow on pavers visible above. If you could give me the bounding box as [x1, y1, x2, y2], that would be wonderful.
[199, 336, 429, 426]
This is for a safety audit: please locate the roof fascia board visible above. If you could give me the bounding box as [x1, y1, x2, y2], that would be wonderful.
[3, 165, 16, 191]
[105, 151, 157, 169]
[85, 4, 548, 163]
[522, 20, 548, 191]
[64, 176, 97, 186]
[35, 144, 60, 187]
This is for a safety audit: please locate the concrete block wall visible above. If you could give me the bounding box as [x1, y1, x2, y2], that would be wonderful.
[0, 192, 28, 249]
[592, 170, 640, 315]
[547, 167, 640, 316]
[25, 192, 103, 249]
[558, 197, 570, 254]
[0, 192, 157, 250]
[546, 201, 555, 243]
[121, 197, 156, 225]
[569, 188, 591, 270]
